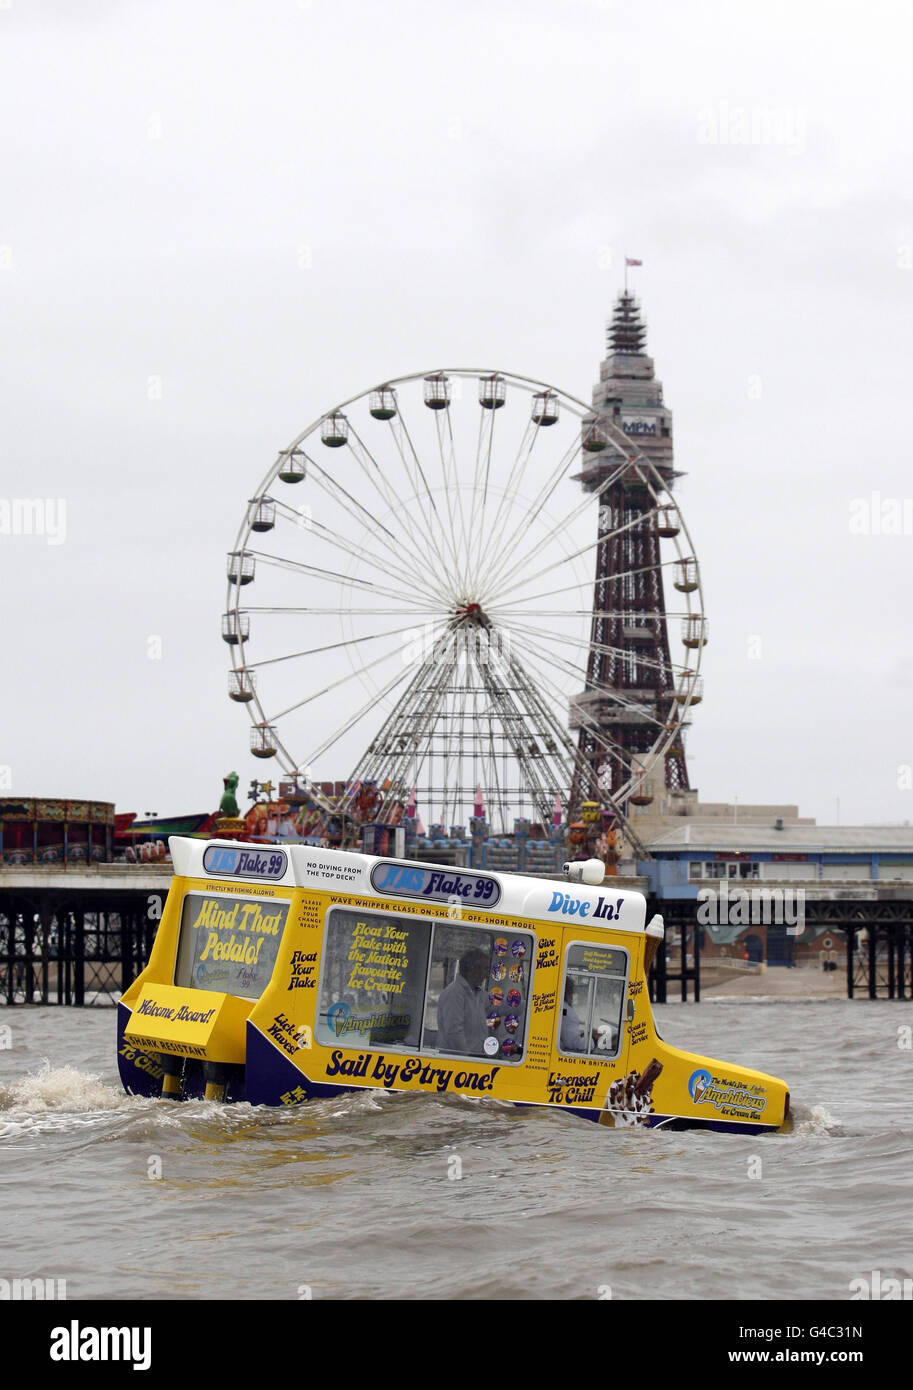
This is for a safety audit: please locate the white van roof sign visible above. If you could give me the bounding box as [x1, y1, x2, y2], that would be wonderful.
[369, 861, 501, 907]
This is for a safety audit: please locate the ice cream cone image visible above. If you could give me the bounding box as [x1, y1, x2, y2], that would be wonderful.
[600, 1059, 663, 1128]
[690, 1069, 711, 1104]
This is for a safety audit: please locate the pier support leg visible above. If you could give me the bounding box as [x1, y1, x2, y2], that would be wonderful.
[74, 909, 85, 1007]
[868, 927, 877, 1000]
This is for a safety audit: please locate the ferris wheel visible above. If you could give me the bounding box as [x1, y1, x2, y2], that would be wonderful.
[223, 370, 705, 841]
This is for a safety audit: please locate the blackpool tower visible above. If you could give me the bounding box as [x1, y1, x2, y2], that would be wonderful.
[570, 290, 690, 815]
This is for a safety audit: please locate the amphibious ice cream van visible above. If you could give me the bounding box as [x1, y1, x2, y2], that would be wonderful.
[117, 837, 790, 1133]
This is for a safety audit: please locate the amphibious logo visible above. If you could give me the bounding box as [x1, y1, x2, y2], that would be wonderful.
[327, 1002, 411, 1038]
[688, 1067, 767, 1118]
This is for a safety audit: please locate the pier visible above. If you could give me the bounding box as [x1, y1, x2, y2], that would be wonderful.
[0, 863, 170, 1005]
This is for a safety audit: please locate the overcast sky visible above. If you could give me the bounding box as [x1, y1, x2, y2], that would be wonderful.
[1, 0, 911, 828]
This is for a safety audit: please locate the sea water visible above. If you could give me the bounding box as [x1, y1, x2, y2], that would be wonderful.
[0, 999, 910, 1301]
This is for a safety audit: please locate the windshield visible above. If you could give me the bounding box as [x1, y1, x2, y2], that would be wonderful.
[173, 891, 288, 999]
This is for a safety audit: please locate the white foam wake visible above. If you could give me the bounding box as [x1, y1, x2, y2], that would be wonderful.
[0, 1059, 126, 1114]
[791, 1102, 840, 1136]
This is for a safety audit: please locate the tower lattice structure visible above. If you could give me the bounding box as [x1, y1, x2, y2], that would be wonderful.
[570, 292, 689, 812]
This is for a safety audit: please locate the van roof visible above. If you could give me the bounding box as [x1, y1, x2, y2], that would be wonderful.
[169, 837, 648, 935]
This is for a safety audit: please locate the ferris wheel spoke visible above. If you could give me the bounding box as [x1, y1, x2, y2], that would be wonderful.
[485, 452, 660, 602]
[497, 607, 679, 671]
[479, 427, 638, 594]
[507, 619, 693, 687]
[266, 668, 390, 728]
[498, 618, 673, 730]
[495, 635, 628, 762]
[300, 452, 456, 607]
[437, 409, 473, 595]
[300, 654, 431, 768]
[485, 503, 673, 611]
[240, 623, 425, 670]
[485, 577, 591, 610]
[251, 550, 442, 609]
[273, 510, 442, 608]
[485, 501, 666, 611]
[344, 421, 456, 591]
[469, 406, 490, 512]
[272, 504, 449, 611]
[465, 407, 494, 585]
[386, 414, 463, 595]
[393, 411, 465, 596]
[531, 674, 652, 786]
[494, 622, 667, 767]
[439, 405, 472, 594]
[384, 415, 438, 543]
[241, 604, 449, 616]
[302, 456, 401, 546]
[475, 416, 537, 566]
[488, 606, 695, 625]
[476, 429, 592, 594]
[483, 457, 645, 605]
[466, 400, 525, 594]
[264, 619, 448, 724]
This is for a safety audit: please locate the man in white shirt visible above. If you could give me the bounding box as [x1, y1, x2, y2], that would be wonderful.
[436, 949, 490, 1055]
[560, 978, 588, 1052]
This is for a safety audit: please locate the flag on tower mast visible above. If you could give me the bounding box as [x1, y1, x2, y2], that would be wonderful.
[623, 256, 642, 290]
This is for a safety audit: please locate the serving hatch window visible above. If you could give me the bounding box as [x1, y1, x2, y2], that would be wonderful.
[558, 943, 628, 1059]
[316, 909, 534, 1063]
[316, 907, 431, 1051]
[174, 891, 288, 1000]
